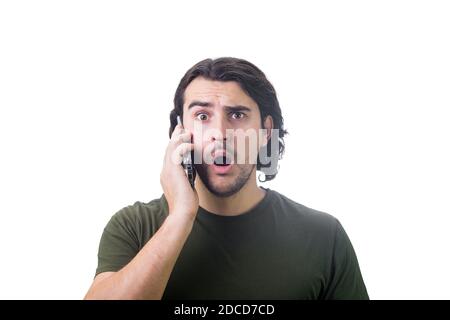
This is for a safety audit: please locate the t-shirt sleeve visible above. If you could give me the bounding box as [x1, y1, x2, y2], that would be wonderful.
[322, 220, 369, 300]
[95, 208, 141, 277]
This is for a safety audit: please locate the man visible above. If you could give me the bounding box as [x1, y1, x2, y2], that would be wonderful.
[84, 57, 369, 300]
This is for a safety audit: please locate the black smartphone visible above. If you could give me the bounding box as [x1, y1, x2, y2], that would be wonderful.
[177, 115, 196, 189]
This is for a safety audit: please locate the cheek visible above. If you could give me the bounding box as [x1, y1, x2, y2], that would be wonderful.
[233, 133, 261, 164]
[192, 139, 216, 164]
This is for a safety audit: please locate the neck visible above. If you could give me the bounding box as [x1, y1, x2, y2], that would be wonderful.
[195, 167, 267, 216]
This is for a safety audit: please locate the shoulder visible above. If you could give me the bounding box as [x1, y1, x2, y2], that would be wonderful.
[112, 195, 167, 222]
[106, 195, 169, 243]
[268, 189, 341, 237]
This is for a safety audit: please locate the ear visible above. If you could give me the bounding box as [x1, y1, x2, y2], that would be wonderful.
[261, 115, 274, 146]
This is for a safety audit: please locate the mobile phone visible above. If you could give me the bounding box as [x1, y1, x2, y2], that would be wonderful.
[177, 115, 196, 189]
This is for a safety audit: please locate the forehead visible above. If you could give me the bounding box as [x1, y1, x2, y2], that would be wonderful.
[183, 77, 257, 109]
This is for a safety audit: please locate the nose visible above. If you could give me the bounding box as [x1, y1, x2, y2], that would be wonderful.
[210, 115, 230, 143]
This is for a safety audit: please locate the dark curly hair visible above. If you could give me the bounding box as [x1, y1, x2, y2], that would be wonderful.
[169, 57, 287, 182]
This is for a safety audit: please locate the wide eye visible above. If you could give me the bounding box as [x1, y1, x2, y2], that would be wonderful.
[196, 113, 209, 121]
[231, 112, 245, 120]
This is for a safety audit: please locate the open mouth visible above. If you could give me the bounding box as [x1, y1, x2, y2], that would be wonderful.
[213, 155, 232, 166]
[212, 155, 233, 174]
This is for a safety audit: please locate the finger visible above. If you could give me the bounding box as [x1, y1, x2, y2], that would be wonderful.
[170, 142, 194, 165]
[171, 130, 192, 147]
[171, 124, 184, 139]
[176, 132, 192, 143]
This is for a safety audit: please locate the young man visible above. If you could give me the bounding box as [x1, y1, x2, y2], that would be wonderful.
[84, 57, 369, 300]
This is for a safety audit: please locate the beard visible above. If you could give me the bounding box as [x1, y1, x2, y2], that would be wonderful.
[195, 163, 255, 198]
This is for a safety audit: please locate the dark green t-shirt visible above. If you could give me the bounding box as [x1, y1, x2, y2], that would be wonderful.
[96, 188, 369, 299]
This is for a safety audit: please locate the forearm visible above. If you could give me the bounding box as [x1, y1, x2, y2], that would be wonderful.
[84, 212, 193, 300]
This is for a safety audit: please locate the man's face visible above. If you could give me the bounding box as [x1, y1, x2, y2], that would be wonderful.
[182, 77, 271, 197]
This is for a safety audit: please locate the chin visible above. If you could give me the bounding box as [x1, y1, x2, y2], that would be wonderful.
[208, 180, 235, 196]
[197, 163, 255, 198]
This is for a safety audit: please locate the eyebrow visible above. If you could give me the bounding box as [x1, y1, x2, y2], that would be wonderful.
[187, 100, 252, 112]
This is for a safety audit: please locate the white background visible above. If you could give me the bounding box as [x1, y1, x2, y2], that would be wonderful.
[1, 1, 449, 299]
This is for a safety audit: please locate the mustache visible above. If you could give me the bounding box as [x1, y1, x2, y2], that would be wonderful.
[190, 138, 263, 165]
[204, 140, 235, 164]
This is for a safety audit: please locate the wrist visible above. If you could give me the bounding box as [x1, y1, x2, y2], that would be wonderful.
[166, 209, 196, 231]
